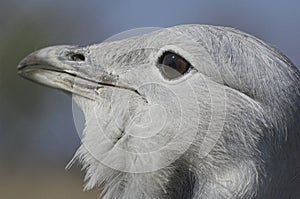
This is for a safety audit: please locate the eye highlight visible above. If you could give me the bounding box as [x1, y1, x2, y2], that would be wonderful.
[158, 51, 191, 79]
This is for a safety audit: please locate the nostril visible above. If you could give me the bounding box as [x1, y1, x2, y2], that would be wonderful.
[68, 52, 85, 62]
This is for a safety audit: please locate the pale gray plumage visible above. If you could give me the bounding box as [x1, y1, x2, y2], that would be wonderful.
[17, 24, 300, 199]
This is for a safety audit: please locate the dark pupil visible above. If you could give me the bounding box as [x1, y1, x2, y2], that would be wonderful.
[159, 52, 190, 79]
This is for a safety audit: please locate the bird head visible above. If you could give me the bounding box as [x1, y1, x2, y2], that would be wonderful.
[17, 25, 300, 198]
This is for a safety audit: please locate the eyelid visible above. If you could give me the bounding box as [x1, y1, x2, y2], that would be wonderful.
[155, 45, 194, 68]
[157, 51, 193, 80]
[158, 51, 191, 71]
[154, 45, 198, 82]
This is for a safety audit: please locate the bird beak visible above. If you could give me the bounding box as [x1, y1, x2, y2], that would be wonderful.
[17, 45, 141, 100]
[17, 45, 117, 99]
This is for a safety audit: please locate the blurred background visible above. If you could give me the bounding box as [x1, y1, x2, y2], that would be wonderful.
[0, 0, 299, 198]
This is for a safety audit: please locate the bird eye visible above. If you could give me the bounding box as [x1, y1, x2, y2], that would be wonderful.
[158, 52, 191, 79]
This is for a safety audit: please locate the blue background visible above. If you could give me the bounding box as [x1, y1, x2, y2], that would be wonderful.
[0, 0, 299, 198]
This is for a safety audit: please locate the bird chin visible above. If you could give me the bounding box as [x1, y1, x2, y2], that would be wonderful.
[71, 90, 197, 178]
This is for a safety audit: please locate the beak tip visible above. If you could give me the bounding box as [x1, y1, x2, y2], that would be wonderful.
[17, 61, 26, 71]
